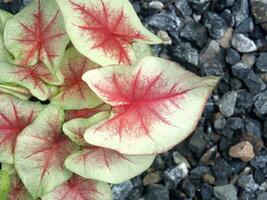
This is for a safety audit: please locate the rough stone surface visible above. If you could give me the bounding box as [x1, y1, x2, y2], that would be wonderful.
[218, 91, 237, 117]
[203, 12, 227, 39]
[229, 141, 255, 162]
[231, 33, 257, 53]
[112, 181, 134, 200]
[251, 0, 267, 31]
[214, 184, 238, 200]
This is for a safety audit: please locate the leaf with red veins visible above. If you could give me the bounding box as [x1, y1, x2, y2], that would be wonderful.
[0, 62, 56, 101]
[56, 0, 161, 66]
[4, 0, 69, 69]
[82, 56, 219, 155]
[14, 105, 78, 198]
[42, 175, 112, 200]
[0, 94, 43, 164]
[52, 48, 103, 110]
[0, 10, 12, 63]
[8, 175, 33, 200]
[63, 112, 155, 184]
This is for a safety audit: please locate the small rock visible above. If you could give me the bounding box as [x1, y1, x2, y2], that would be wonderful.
[143, 171, 162, 186]
[240, 133, 263, 154]
[235, 90, 253, 114]
[145, 184, 169, 200]
[225, 48, 240, 65]
[217, 28, 233, 48]
[199, 40, 221, 65]
[157, 30, 172, 45]
[256, 52, 267, 72]
[257, 192, 267, 200]
[240, 191, 256, 200]
[181, 179, 196, 198]
[147, 13, 184, 32]
[214, 114, 226, 130]
[251, 0, 267, 31]
[229, 141, 255, 162]
[232, 0, 249, 26]
[172, 151, 190, 167]
[226, 117, 244, 130]
[174, 0, 192, 18]
[188, 129, 206, 157]
[171, 42, 199, 67]
[238, 175, 259, 192]
[149, 1, 164, 11]
[244, 117, 262, 138]
[203, 12, 227, 39]
[163, 163, 188, 188]
[242, 53, 256, 67]
[251, 150, 267, 169]
[203, 173, 215, 184]
[112, 181, 134, 200]
[188, 0, 211, 14]
[232, 62, 266, 93]
[190, 165, 210, 184]
[218, 91, 237, 117]
[231, 33, 257, 53]
[180, 20, 208, 48]
[254, 90, 267, 114]
[200, 145, 218, 164]
[214, 184, 238, 200]
[235, 17, 254, 33]
[212, 159, 232, 180]
[201, 184, 213, 200]
[221, 9, 235, 27]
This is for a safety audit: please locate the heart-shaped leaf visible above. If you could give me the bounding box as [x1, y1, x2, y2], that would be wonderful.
[4, 0, 69, 69]
[56, 0, 161, 66]
[8, 175, 33, 200]
[0, 62, 60, 101]
[41, 175, 112, 200]
[83, 56, 219, 154]
[63, 112, 155, 184]
[52, 48, 103, 110]
[14, 105, 78, 198]
[0, 94, 43, 164]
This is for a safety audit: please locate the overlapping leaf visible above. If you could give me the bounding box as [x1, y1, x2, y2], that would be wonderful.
[41, 175, 112, 200]
[14, 105, 78, 198]
[56, 0, 161, 66]
[0, 170, 10, 200]
[0, 62, 59, 101]
[4, 0, 69, 69]
[0, 9, 12, 63]
[52, 48, 103, 110]
[0, 84, 31, 100]
[0, 94, 43, 164]
[63, 112, 155, 184]
[82, 56, 219, 154]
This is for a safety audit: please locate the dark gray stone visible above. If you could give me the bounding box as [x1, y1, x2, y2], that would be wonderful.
[112, 181, 133, 200]
[212, 159, 232, 180]
[214, 184, 238, 200]
[240, 191, 256, 200]
[181, 179, 196, 198]
[251, 0, 267, 31]
[146, 13, 184, 31]
[257, 192, 267, 200]
[231, 33, 257, 53]
[163, 163, 188, 188]
[254, 90, 267, 114]
[180, 21, 208, 48]
[203, 12, 227, 39]
[235, 92, 253, 114]
[256, 52, 267, 72]
[214, 114, 226, 130]
[225, 48, 240, 65]
[174, 0, 192, 18]
[171, 42, 199, 67]
[235, 17, 254, 33]
[238, 175, 259, 192]
[145, 184, 169, 200]
[226, 117, 244, 129]
[232, 62, 266, 94]
[221, 9, 235, 27]
[218, 91, 237, 117]
[188, 129, 206, 156]
[201, 184, 213, 200]
[251, 150, 267, 169]
[244, 117, 262, 138]
[188, 0, 211, 14]
[232, 0, 249, 26]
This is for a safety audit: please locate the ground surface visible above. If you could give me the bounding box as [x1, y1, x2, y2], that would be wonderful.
[1, 0, 267, 200]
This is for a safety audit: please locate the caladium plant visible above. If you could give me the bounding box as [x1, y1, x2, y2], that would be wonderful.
[0, 0, 219, 199]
